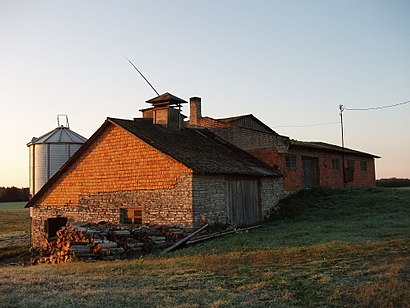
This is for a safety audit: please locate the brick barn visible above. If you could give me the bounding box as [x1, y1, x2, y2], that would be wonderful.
[26, 94, 284, 247]
[187, 97, 379, 192]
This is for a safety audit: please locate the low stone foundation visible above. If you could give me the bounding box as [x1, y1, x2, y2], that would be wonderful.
[30, 174, 285, 247]
[30, 175, 193, 247]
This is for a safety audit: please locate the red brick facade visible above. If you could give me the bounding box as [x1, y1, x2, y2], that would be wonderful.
[193, 114, 377, 192]
[254, 147, 376, 191]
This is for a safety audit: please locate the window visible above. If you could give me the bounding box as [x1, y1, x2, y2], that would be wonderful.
[286, 154, 297, 169]
[360, 160, 367, 172]
[45, 217, 68, 239]
[121, 208, 142, 224]
[332, 158, 340, 170]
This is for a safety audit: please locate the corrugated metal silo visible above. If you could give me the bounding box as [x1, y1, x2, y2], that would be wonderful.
[27, 115, 87, 197]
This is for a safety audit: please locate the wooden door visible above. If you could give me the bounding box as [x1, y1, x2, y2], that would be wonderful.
[226, 178, 260, 225]
[302, 157, 319, 188]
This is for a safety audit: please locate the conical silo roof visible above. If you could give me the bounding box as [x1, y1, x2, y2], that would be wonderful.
[28, 126, 87, 146]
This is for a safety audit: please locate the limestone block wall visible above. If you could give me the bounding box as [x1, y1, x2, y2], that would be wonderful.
[261, 177, 286, 217]
[31, 174, 193, 247]
[192, 175, 227, 225]
[192, 175, 284, 226]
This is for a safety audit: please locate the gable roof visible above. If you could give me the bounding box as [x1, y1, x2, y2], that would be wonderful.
[110, 118, 282, 176]
[290, 140, 380, 158]
[26, 118, 282, 208]
[217, 114, 277, 134]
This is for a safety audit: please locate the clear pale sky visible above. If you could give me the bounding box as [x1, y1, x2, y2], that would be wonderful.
[1, 0, 409, 188]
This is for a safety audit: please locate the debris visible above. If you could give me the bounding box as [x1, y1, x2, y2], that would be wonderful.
[30, 222, 260, 265]
[162, 223, 209, 253]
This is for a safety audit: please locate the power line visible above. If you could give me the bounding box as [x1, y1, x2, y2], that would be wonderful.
[273, 121, 340, 128]
[344, 100, 410, 111]
[274, 99, 409, 129]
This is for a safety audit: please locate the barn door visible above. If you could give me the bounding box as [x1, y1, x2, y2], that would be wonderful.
[226, 178, 260, 225]
[302, 157, 319, 188]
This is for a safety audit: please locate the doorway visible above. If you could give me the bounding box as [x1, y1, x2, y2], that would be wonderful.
[302, 157, 319, 189]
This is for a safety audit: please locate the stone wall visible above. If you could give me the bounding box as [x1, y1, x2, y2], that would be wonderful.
[31, 174, 193, 247]
[192, 175, 227, 225]
[191, 175, 284, 226]
[261, 177, 286, 216]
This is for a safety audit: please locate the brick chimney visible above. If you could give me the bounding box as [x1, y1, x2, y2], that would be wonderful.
[189, 97, 202, 126]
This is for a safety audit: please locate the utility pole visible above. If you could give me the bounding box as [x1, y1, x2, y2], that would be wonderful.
[339, 104, 346, 186]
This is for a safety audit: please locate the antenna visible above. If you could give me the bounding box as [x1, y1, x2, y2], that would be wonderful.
[125, 57, 159, 96]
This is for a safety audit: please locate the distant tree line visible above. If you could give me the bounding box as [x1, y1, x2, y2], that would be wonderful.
[376, 178, 410, 188]
[0, 187, 29, 202]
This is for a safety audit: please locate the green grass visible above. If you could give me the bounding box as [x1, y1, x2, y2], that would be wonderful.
[0, 188, 409, 307]
[0, 201, 30, 263]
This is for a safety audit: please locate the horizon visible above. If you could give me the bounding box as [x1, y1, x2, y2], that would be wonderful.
[1, 0, 409, 187]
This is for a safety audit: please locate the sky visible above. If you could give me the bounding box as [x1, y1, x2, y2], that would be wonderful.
[0, 0, 409, 188]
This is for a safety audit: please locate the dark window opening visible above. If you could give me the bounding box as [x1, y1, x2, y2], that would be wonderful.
[286, 154, 297, 169]
[121, 208, 142, 224]
[45, 217, 68, 239]
[332, 158, 340, 170]
[360, 160, 367, 172]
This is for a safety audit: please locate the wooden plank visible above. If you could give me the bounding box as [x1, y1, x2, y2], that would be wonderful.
[186, 225, 260, 245]
[162, 224, 208, 253]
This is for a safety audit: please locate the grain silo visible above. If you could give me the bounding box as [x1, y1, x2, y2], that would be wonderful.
[27, 115, 87, 197]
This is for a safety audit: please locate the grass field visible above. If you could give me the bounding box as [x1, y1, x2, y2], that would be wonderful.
[0, 188, 409, 307]
[0, 201, 30, 263]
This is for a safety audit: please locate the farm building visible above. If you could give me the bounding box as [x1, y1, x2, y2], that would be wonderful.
[26, 93, 379, 247]
[26, 93, 284, 247]
[187, 97, 379, 192]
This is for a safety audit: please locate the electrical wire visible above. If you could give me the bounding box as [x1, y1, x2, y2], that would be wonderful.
[344, 100, 410, 111]
[273, 121, 340, 128]
[274, 100, 409, 129]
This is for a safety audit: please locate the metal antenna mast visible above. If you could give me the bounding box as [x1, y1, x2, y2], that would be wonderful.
[125, 57, 159, 96]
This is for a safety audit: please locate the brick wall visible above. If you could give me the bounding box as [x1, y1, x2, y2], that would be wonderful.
[207, 126, 376, 191]
[196, 117, 235, 128]
[209, 126, 289, 153]
[281, 147, 376, 190]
